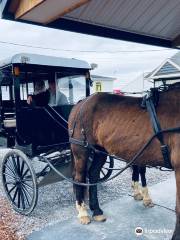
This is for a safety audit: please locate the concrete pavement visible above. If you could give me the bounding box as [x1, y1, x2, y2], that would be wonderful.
[27, 176, 176, 240]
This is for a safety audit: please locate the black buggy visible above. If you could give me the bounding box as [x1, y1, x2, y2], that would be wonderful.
[0, 53, 114, 215]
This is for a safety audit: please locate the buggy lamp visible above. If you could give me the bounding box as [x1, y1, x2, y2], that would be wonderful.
[13, 67, 20, 76]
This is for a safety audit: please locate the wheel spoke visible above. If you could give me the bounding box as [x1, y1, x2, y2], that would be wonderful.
[101, 169, 106, 176]
[22, 168, 30, 178]
[3, 172, 16, 180]
[17, 188, 21, 208]
[5, 181, 16, 185]
[23, 175, 33, 182]
[22, 182, 33, 190]
[11, 155, 19, 176]
[102, 166, 109, 170]
[5, 163, 16, 176]
[16, 156, 21, 176]
[19, 188, 25, 209]
[6, 159, 17, 176]
[7, 185, 16, 195]
[20, 160, 25, 175]
[21, 186, 31, 206]
[12, 187, 18, 202]
[21, 184, 32, 200]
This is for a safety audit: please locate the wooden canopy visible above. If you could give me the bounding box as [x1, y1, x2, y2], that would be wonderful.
[1, 0, 180, 48]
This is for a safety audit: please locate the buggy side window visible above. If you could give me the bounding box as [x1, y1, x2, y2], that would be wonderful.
[20, 83, 27, 100]
[1, 86, 10, 100]
[20, 82, 34, 100]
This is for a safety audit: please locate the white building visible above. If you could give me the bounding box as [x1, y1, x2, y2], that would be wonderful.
[91, 75, 115, 94]
[145, 52, 180, 86]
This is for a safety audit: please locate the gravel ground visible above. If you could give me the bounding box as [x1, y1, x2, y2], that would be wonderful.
[0, 148, 173, 239]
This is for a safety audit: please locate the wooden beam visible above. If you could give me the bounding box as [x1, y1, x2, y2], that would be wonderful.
[44, 0, 92, 24]
[9, 0, 21, 14]
[15, 0, 45, 19]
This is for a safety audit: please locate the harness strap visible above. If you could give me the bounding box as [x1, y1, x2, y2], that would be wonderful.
[69, 137, 88, 148]
[146, 98, 163, 143]
[145, 97, 173, 169]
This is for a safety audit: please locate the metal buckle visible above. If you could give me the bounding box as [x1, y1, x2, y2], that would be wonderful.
[84, 141, 89, 148]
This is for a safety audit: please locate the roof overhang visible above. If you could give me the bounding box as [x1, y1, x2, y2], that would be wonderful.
[1, 0, 180, 48]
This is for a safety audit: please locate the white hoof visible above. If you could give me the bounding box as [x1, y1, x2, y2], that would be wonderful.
[143, 199, 154, 207]
[79, 216, 91, 224]
[93, 215, 107, 222]
[132, 181, 143, 201]
[142, 187, 154, 207]
[76, 201, 91, 224]
[134, 193, 143, 201]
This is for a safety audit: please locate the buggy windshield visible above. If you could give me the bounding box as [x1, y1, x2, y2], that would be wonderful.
[56, 74, 86, 104]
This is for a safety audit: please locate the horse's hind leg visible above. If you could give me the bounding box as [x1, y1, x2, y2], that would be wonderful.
[132, 165, 143, 200]
[89, 152, 106, 222]
[72, 145, 91, 225]
[139, 166, 154, 207]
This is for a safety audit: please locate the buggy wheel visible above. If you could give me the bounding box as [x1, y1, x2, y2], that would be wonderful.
[1, 149, 38, 215]
[99, 156, 114, 182]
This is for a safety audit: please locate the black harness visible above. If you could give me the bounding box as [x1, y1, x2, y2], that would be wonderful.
[142, 89, 173, 169]
[69, 88, 180, 170]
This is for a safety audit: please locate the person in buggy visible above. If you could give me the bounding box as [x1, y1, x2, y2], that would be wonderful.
[27, 80, 50, 107]
[48, 78, 68, 106]
[27, 79, 68, 107]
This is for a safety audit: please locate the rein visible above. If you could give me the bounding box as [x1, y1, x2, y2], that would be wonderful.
[44, 126, 179, 187]
[43, 85, 180, 186]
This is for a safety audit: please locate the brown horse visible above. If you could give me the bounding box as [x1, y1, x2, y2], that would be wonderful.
[68, 82, 180, 240]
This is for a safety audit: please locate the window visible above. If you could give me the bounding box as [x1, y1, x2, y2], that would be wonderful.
[95, 82, 102, 92]
[20, 82, 34, 100]
[56, 74, 86, 104]
[20, 83, 27, 100]
[1, 86, 10, 100]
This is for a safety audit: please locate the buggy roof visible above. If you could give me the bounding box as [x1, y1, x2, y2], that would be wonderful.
[0, 53, 91, 70]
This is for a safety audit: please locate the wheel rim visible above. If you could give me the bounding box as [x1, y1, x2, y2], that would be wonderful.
[99, 156, 114, 182]
[2, 150, 37, 214]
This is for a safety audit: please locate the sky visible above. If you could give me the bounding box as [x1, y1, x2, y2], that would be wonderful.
[0, 19, 179, 91]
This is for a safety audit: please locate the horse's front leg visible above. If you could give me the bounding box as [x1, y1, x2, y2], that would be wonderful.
[132, 165, 143, 200]
[172, 169, 180, 240]
[72, 147, 91, 225]
[89, 153, 106, 222]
